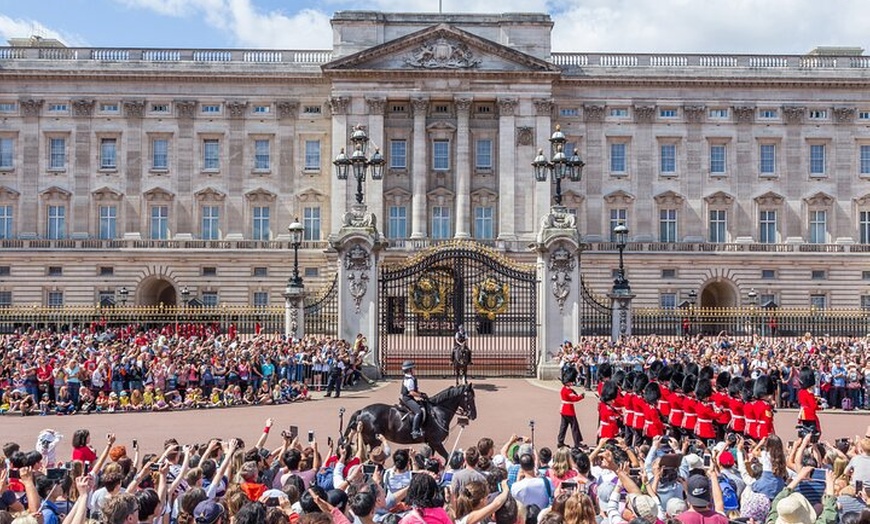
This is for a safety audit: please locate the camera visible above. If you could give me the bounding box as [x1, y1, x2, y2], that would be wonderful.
[457, 416, 469, 427]
[308, 430, 314, 443]
[46, 468, 67, 482]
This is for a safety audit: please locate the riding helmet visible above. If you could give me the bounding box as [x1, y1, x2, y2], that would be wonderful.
[401, 360, 416, 372]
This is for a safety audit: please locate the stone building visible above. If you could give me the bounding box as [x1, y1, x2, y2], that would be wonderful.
[1, 11, 870, 310]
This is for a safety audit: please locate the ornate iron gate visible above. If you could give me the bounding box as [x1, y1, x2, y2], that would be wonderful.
[379, 241, 538, 377]
[304, 275, 338, 336]
[580, 276, 612, 336]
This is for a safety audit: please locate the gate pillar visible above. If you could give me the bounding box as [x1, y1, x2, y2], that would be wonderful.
[609, 292, 635, 342]
[283, 283, 305, 339]
[330, 205, 386, 376]
[534, 208, 582, 380]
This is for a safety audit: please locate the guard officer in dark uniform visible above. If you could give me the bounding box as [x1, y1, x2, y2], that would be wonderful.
[401, 360, 427, 439]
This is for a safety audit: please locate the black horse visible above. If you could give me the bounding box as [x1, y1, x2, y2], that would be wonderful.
[451, 341, 472, 385]
[344, 383, 477, 460]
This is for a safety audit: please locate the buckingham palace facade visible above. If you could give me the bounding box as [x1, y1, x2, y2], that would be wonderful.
[2, 11, 870, 310]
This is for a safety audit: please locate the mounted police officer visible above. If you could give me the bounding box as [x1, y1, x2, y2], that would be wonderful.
[401, 360, 427, 439]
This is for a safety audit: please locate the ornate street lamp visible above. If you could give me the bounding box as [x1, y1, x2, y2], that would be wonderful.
[288, 218, 304, 288]
[688, 289, 698, 307]
[612, 223, 631, 293]
[180, 286, 190, 306]
[333, 125, 385, 205]
[532, 124, 584, 206]
[117, 286, 128, 306]
[748, 288, 758, 307]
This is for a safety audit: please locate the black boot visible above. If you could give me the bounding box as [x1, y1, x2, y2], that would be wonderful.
[411, 413, 424, 439]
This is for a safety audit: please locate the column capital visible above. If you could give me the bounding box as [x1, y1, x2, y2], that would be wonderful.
[122, 99, 146, 119]
[533, 98, 554, 117]
[365, 97, 386, 115]
[782, 105, 806, 125]
[225, 100, 249, 119]
[454, 97, 473, 113]
[411, 97, 429, 115]
[683, 105, 706, 123]
[732, 105, 755, 124]
[582, 104, 606, 123]
[633, 104, 656, 123]
[175, 100, 197, 119]
[329, 96, 350, 115]
[72, 99, 96, 118]
[19, 98, 44, 118]
[833, 106, 856, 123]
[497, 97, 518, 116]
[276, 100, 299, 119]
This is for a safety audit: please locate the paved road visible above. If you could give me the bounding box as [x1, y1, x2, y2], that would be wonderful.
[4, 379, 868, 460]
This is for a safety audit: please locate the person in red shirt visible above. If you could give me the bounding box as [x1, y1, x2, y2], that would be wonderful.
[598, 380, 621, 439]
[557, 366, 585, 448]
[797, 366, 821, 439]
[726, 377, 746, 435]
[643, 382, 665, 440]
[681, 375, 698, 439]
[693, 379, 719, 441]
[753, 375, 776, 439]
[70, 429, 98, 463]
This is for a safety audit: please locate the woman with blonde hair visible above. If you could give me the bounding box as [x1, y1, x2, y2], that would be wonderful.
[547, 447, 578, 489]
[453, 479, 509, 524]
[562, 493, 596, 524]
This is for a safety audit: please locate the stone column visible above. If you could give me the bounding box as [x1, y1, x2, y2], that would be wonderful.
[833, 106, 856, 241]
[224, 100, 248, 239]
[171, 100, 196, 239]
[366, 97, 386, 234]
[632, 104, 656, 239]
[454, 97, 472, 238]
[782, 106, 806, 239]
[534, 210, 582, 380]
[276, 100, 299, 226]
[19, 98, 43, 237]
[609, 292, 635, 343]
[329, 96, 350, 239]
[581, 104, 606, 237]
[71, 99, 95, 238]
[410, 98, 429, 239]
[533, 99, 554, 225]
[497, 98, 518, 240]
[330, 209, 385, 376]
[283, 284, 305, 339]
[683, 105, 706, 239]
[733, 105, 755, 238]
[122, 100, 146, 239]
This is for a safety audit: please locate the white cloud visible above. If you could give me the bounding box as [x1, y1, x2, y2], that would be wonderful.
[0, 15, 87, 47]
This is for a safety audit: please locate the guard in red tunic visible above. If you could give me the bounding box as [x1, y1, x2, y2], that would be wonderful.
[797, 366, 822, 439]
[558, 366, 585, 448]
[681, 375, 698, 439]
[667, 371, 685, 437]
[742, 379, 758, 439]
[726, 377, 746, 435]
[754, 375, 776, 439]
[711, 371, 732, 440]
[656, 365, 674, 421]
[596, 362, 613, 397]
[630, 374, 649, 445]
[598, 380, 621, 439]
[694, 379, 719, 441]
[642, 382, 665, 440]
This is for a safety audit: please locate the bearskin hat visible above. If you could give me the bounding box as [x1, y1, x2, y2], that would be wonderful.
[598, 362, 613, 380]
[670, 370, 685, 392]
[753, 375, 776, 398]
[798, 367, 816, 390]
[715, 371, 732, 391]
[695, 379, 713, 400]
[649, 361, 664, 380]
[561, 365, 578, 385]
[682, 374, 697, 396]
[657, 364, 674, 384]
[699, 366, 714, 381]
[685, 363, 700, 378]
[600, 380, 618, 403]
[644, 382, 661, 405]
[728, 376, 743, 397]
[633, 373, 649, 394]
[613, 370, 626, 389]
[742, 378, 756, 402]
[622, 371, 636, 391]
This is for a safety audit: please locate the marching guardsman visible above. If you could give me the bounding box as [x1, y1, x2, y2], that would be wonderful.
[597, 362, 613, 397]
[694, 379, 719, 442]
[711, 371, 732, 440]
[726, 377, 746, 435]
[797, 366, 822, 438]
[598, 380, 621, 439]
[621, 371, 638, 441]
[656, 365, 674, 421]
[667, 370, 685, 438]
[557, 365, 585, 448]
[630, 374, 649, 445]
[753, 375, 776, 439]
[642, 382, 665, 440]
[742, 378, 758, 439]
[681, 374, 698, 439]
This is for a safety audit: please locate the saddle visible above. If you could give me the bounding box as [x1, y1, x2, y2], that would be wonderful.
[397, 397, 428, 425]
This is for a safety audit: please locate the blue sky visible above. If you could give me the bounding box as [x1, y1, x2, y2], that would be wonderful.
[2, 0, 870, 54]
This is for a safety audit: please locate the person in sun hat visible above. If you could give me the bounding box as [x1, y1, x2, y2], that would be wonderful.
[400, 360, 427, 439]
[766, 465, 838, 524]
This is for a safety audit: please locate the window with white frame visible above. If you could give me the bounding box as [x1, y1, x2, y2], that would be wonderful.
[203, 139, 220, 171]
[387, 206, 407, 239]
[474, 206, 494, 239]
[151, 103, 169, 114]
[100, 138, 117, 169]
[303, 206, 320, 241]
[98, 205, 117, 240]
[0, 103, 16, 113]
[431, 206, 451, 239]
[710, 144, 726, 174]
[253, 105, 270, 114]
[660, 143, 676, 175]
[100, 103, 119, 113]
[610, 142, 627, 174]
[809, 209, 827, 244]
[660, 293, 677, 309]
[151, 138, 169, 170]
[201, 205, 219, 240]
[47, 291, 64, 308]
[304, 140, 320, 170]
[809, 110, 828, 120]
[0, 205, 12, 239]
[809, 144, 826, 176]
[708, 108, 729, 119]
[860, 111, 870, 121]
[389, 140, 407, 169]
[759, 109, 778, 119]
[201, 104, 221, 114]
[861, 211, 870, 244]
[759, 210, 777, 244]
[659, 209, 677, 242]
[659, 108, 678, 118]
[759, 143, 776, 175]
[150, 206, 169, 240]
[252, 206, 270, 240]
[861, 145, 870, 175]
[253, 291, 269, 307]
[810, 294, 827, 310]
[609, 209, 627, 241]
[254, 139, 270, 171]
[202, 292, 219, 307]
[0, 138, 13, 170]
[709, 209, 727, 243]
[610, 108, 629, 118]
[475, 139, 493, 170]
[47, 205, 66, 240]
[49, 137, 66, 170]
[433, 139, 450, 171]
[48, 103, 68, 113]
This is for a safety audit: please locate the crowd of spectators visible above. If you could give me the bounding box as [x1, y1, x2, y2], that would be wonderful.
[0, 326, 369, 416]
[556, 333, 870, 411]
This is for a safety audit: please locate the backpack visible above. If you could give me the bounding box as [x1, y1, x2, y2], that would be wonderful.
[718, 477, 739, 511]
[316, 466, 335, 491]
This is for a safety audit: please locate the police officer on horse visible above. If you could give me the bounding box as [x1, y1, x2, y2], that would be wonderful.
[401, 360, 427, 439]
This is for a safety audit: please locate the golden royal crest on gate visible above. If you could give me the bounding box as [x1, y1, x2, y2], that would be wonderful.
[408, 276, 446, 320]
[473, 277, 510, 320]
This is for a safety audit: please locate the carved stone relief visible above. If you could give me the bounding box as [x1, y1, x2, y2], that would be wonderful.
[548, 245, 575, 313]
[345, 243, 372, 313]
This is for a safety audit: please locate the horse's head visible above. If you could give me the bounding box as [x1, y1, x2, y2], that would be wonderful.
[461, 384, 477, 420]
